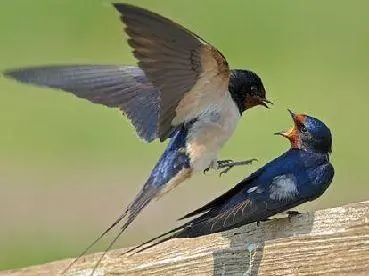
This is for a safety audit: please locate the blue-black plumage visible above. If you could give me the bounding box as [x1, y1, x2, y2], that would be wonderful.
[122, 126, 192, 232]
[127, 111, 334, 253]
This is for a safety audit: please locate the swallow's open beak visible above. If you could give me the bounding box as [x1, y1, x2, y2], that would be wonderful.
[274, 129, 293, 138]
[274, 109, 300, 146]
[287, 108, 297, 121]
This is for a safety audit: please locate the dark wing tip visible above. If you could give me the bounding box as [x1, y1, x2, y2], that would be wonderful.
[3, 68, 30, 83]
[112, 3, 130, 13]
[112, 2, 148, 16]
[3, 68, 18, 78]
[3, 66, 59, 86]
[178, 210, 201, 221]
[112, 2, 167, 30]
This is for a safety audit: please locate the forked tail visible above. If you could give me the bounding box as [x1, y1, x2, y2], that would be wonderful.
[63, 128, 191, 275]
[123, 213, 210, 256]
[61, 186, 158, 274]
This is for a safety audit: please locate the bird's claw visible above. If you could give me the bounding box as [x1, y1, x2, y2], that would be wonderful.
[204, 158, 257, 176]
[219, 166, 234, 177]
[204, 165, 233, 176]
[217, 159, 234, 165]
[204, 160, 235, 175]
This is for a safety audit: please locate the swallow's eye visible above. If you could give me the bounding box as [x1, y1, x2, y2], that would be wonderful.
[300, 125, 308, 133]
[250, 85, 258, 95]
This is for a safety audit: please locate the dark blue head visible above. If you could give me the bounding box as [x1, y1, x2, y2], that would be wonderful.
[276, 110, 332, 154]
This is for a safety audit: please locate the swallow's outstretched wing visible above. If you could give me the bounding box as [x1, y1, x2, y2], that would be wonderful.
[4, 65, 159, 142]
[114, 3, 231, 141]
[5, 3, 231, 143]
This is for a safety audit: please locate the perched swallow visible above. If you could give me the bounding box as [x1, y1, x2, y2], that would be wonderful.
[128, 110, 334, 253]
[4, 3, 270, 272]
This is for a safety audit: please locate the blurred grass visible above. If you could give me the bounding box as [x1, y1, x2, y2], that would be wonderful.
[0, 0, 368, 270]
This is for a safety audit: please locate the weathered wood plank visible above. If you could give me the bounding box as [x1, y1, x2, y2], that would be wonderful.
[2, 201, 369, 276]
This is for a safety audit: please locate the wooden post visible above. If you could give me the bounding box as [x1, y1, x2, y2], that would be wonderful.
[2, 201, 369, 276]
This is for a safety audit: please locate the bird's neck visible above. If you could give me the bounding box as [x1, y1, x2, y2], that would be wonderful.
[288, 148, 330, 167]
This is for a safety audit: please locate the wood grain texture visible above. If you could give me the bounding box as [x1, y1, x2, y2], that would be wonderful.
[2, 201, 369, 276]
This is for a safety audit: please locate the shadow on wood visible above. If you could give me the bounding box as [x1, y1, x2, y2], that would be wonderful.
[2, 201, 369, 275]
[212, 211, 315, 275]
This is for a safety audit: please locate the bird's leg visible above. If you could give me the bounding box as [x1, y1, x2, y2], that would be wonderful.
[203, 159, 257, 175]
[217, 158, 258, 176]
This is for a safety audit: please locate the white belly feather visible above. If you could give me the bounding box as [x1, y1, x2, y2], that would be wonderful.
[185, 93, 241, 172]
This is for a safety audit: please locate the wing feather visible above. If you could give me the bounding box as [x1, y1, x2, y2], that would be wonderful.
[4, 65, 160, 142]
[114, 3, 230, 141]
[179, 167, 265, 220]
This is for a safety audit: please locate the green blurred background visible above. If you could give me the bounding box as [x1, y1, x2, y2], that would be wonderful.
[1, 0, 368, 270]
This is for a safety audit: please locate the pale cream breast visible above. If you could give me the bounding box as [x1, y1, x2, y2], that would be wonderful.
[186, 93, 241, 172]
[172, 45, 230, 126]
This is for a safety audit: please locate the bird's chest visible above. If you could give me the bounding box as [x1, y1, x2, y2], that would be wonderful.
[185, 95, 241, 172]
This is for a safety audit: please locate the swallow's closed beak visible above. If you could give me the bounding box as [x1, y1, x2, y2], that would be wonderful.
[256, 96, 273, 108]
[245, 95, 273, 110]
[260, 98, 273, 109]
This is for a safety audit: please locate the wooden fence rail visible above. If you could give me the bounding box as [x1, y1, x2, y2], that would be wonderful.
[2, 201, 369, 276]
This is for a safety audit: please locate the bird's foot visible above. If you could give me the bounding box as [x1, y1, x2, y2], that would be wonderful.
[217, 158, 258, 176]
[287, 210, 301, 221]
[203, 159, 220, 174]
[203, 158, 257, 175]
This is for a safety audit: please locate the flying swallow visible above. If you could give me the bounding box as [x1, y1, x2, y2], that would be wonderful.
[4, 3, 270, 272]
[128, 110, 334, 253]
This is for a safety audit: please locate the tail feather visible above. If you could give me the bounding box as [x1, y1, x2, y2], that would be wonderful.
[61, 209, 129, 274]
[89, 207, 188, 275]
[62, 187, 156, 274]
[120, 189, 155, 232]
[63, 129, 191, 275]
[84, 172, 190, 275]
[124, 214, 213, 255]
[86, 168, 192, 275]
[124, 221, 191, 255]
